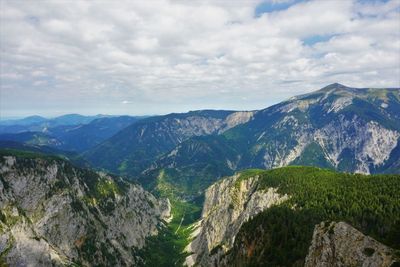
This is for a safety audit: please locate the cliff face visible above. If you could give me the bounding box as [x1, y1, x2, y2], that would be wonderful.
[184, 173, 288, 266]
[0, 154, 170, 266]
[305, 221, 398, 267]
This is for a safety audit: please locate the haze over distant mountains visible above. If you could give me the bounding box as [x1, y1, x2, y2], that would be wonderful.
[0, 114, 145, 152]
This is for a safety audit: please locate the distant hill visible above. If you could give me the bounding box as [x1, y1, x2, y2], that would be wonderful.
[0, 115, 47, 126]
[0, 115, 142, 152]
[0, 114, 111, 133]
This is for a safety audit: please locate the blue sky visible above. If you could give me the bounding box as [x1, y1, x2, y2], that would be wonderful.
[255, 0, 305, 16]
[1, 0, 399, 117]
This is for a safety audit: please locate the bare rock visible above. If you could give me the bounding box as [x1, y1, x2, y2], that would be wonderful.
[305, 221, 399, 267]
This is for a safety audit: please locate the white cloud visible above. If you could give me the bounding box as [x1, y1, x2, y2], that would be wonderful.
[0, 0, 399, 116]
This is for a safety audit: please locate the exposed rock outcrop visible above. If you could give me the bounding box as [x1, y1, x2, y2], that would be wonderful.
[185, 173, 288, 266]
[219, 111, 254, 133]
[305, 221, 399, 267]
[0, 154, 170, 266]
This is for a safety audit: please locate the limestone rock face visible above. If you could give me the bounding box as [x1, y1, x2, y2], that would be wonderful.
[185, 174, 288, 266]
[305, 221, 399, 267]
[219, 111, 254, 133]
[0, 155, 170, 266]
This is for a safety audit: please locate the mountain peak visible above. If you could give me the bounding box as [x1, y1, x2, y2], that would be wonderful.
[321, 83, 348, 90]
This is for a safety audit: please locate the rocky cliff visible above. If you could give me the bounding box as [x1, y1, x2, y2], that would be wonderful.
[305, 221, 398, 267]
[185, 167, 400, 267]
[184, 173, 288, 266]
[0, 152, 170, 266]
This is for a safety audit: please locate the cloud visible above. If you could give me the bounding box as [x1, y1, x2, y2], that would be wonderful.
[0, 0, 399, 116]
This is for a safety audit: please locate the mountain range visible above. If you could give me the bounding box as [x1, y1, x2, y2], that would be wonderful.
[1, 83, 399, 267]
[81, 83, 400, 199]
[0, 115, 143, 152]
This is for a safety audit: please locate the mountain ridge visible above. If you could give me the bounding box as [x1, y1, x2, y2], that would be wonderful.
[130, 84, 400, 199]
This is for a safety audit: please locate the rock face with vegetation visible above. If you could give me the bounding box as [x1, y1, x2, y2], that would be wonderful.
[185, 167, 400, 267]
[305, 221, 398, 267]
[185, 172, 288, 266]
[0, 151, 170, 266]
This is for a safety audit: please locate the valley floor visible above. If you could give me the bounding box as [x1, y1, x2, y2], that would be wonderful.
[138, 196, 202, 266]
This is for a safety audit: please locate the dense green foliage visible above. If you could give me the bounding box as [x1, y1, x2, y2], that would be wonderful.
[227, 166, 400, 266]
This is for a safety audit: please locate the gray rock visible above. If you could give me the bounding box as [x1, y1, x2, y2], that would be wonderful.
[0, 155, 170, 266]
[185, 173, 288, 266]
[305, 221, 399, 267]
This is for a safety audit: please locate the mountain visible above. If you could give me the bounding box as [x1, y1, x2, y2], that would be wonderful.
[45, 114, 109, 127]
[185, 167, 400, 266]
[0, 114, 112, 134]
[0, 115, 47, 126]
[225, 83, 400, 173]
[83, 110, 254, 176]
[0, 116, 141, 152]
[138, 84, 400, 199]
[48, 116, 141, 151]
[0, 150, 171, 266]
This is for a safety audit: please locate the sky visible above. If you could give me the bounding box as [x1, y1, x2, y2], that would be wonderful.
[1, 0, 399, 118]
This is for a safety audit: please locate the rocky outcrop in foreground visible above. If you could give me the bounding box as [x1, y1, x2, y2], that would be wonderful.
[305, 221, 399, 267]
[0, 154, 170, 266]
[184, 173, 288, 266]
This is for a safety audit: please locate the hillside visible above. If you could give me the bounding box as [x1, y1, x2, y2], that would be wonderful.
[84, 110, 254, 176]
